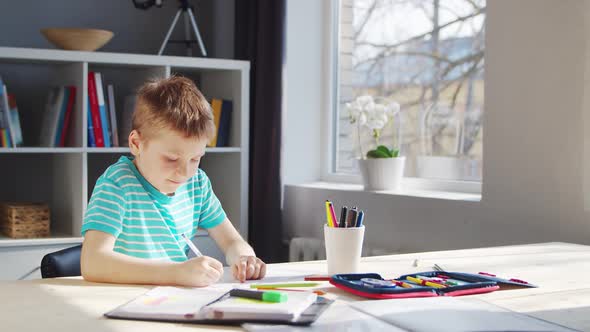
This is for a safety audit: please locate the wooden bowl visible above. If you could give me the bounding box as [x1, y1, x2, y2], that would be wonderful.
[41, 28, 114, 51]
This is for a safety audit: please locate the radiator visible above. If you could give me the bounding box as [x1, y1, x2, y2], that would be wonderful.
[288, 237, 394, 262]
[289, 237, 326, 262]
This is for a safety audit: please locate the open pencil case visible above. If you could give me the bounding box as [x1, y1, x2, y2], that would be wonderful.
[330, 271, 510, 299]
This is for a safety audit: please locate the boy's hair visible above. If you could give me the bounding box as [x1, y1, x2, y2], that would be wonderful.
[132, 76, 216, 140]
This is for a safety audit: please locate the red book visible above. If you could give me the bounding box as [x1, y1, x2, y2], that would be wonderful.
[59, 86, 76, 147]
[88, 72, 104, 147]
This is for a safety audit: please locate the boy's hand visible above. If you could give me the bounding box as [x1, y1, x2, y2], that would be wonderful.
[232, 256, 266, 282]
[176, 256, 224, 287]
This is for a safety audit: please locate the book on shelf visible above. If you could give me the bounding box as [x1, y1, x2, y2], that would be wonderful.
[87, 95, 96, 147]
[217, 100, 232, 147]
[0, 129, 6, 147]
[94, 72, 111, 147]
[39, 87, 64, 147]
[107, 84, 119, 147]
[88, 72, 104, 147]
[0, 76, 19, 148]
[58, 86, 76, 147]
[0, 85, 13, 148]
[208, 98, 232, 147]
[39, 86, 76, 147]
[8, 94, 23, 147]
[53, 87, 69, 147]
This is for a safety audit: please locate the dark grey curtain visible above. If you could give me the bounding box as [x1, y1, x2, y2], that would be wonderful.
[235, 0, 286, 263]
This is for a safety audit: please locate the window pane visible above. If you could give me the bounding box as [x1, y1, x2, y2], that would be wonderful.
[335, 0, 485, 181]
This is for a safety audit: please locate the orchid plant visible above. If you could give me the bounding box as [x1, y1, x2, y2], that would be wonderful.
[346, 95, 401, 159]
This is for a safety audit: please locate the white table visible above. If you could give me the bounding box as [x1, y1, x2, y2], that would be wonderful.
[1, 242, 589, 331]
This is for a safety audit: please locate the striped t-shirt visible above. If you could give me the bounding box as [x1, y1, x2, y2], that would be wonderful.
[81, 156, 226, 261]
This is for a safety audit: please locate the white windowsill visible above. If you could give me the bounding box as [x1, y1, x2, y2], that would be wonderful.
[294, 181, 481, 202]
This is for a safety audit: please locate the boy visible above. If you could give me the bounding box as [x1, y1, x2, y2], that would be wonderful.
[81, 76, 265, 287]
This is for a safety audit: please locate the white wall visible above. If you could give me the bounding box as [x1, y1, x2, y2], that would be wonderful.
[283, 0, 590, 254]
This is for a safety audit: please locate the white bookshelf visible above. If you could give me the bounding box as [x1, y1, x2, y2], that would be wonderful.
[0, 47, 250, 278]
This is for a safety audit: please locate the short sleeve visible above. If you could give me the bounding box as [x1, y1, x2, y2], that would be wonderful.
[195, 170, 227, 229]
[82, 176, 126, 237]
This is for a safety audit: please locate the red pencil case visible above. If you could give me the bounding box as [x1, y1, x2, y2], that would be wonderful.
[330, 272, 501, 299]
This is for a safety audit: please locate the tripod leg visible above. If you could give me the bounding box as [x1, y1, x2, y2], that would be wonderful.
[183, 11, 192, 56]
[186, 8, 207, 57]
[158, 8, 183, 55]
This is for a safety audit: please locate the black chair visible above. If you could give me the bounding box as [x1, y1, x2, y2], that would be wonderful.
[40, 244, 82, 278]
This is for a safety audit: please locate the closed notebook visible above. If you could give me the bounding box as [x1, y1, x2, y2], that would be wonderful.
[105, 286, 325, 325]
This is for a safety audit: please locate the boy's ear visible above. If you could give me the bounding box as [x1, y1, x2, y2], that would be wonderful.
[129, 130, 142, 156]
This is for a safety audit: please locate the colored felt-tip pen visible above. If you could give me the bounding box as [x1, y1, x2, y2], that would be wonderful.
[328, 201, 339, 228]
[406, 276, 446, 288]
[339, 206, 348, 228]
[229, 289, 288, 303]
[250, 282, 320, 289]
[356, 210, 364, 227]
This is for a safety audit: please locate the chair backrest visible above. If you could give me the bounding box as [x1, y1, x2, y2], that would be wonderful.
[40, 244, 82, 278]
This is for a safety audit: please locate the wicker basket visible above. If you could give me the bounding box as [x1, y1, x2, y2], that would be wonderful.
[0, 202, 50, 238]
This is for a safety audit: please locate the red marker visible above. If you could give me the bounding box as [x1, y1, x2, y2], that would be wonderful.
[478, 272, 496, 277]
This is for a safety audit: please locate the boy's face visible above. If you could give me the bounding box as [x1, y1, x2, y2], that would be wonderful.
[129, 127, 207, 195]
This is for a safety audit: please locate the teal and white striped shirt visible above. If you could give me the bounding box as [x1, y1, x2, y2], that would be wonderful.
[81, 156, 226, 261]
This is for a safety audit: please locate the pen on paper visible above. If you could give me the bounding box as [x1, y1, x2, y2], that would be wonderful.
[181, 233, 203, 257]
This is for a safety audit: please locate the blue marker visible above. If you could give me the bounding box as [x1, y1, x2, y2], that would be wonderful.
[356, 211, 364, 227]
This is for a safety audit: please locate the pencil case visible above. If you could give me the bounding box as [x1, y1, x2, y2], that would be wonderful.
[330, 271, 502, 299]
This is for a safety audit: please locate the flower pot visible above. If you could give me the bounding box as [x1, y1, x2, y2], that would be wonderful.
[416, 156, 481, 181]
[358, 157, 406, 191]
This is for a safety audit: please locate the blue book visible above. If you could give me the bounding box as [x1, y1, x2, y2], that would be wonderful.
[217, 100, 232, 147]
[95, 73, 111, 147]
[54, 87, 70, 147]
[0, 78, 15, 147]
[87, 95, 96, 147]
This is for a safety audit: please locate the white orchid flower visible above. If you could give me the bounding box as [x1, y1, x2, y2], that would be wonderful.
[346, 101, 364, 122]
[386, 101, 401, 116]
[373, 104, 388, 123]
[356, 95, 374, 109]
[367, 119, 386, 130]
[358, 112, 367, 126]
[348, 95, 402, 159]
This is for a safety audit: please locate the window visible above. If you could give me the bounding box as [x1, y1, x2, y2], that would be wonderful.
[333, 0, 486, 183]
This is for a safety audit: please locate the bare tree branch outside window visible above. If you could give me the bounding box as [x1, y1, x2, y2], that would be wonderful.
[336, 0, 485, 181]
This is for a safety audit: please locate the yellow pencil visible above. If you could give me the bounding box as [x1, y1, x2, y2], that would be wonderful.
[325, 200, 334, 227]
[406, 276, 446, 288]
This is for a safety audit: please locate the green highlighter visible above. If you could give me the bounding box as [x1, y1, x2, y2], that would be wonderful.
[229, 288, 288, 303]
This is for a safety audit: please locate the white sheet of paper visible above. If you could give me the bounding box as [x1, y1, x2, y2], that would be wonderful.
[350, 297, 577, 332]
[243, 302, 405, 332]
[218, 265, 316, 284]
[111, 285, 231, 319]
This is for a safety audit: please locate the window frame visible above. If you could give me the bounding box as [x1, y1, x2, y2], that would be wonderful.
[320, 0, 482, 195]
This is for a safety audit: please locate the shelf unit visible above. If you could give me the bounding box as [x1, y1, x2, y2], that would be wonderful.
[0, 47, 249, 278]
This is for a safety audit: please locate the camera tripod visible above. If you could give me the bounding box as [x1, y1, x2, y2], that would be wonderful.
[158, 0, 207, 56]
